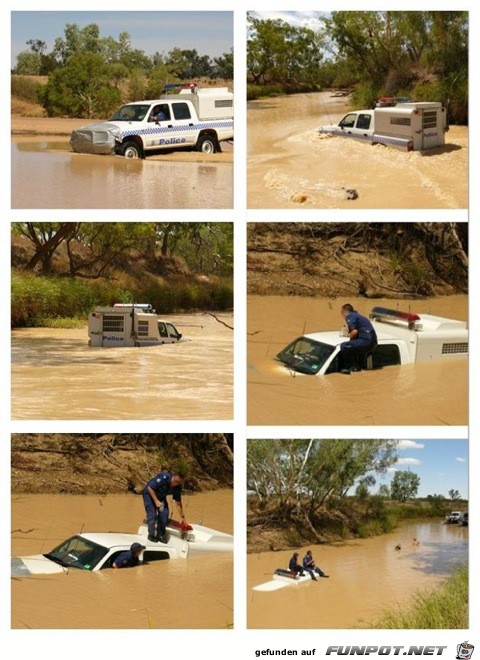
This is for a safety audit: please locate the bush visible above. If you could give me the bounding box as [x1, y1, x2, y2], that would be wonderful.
[41, 53, 121, 118]
[11, 75, 44, 103]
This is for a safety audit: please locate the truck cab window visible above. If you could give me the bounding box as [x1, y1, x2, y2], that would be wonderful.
[172, 103, 191, 120]
[339, 113, 357, 128]
[166, 323, 181, 339]
[372, 345, 401, 368]
[150, 104, 171, 122]
[158, 322, 168, 338]
[356, 114, 371, 130]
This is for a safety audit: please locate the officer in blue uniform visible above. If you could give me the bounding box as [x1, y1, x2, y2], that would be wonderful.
[288, 552, 305, 576]
[112, 542, 146, 569]
[143, 469, 187, 543]
[339, 303, 378, 374]
[302, 550, 329, 580]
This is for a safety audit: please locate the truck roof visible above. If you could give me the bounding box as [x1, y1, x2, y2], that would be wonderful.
[376, 102, 443, 115]
[80, 531, 157, 549]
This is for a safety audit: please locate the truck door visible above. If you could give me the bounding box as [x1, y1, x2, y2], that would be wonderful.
[168, 102, 197, 147]
[145, 103, 172, 150]
[352, 113, 373, 137]
[421, 109, 440, 149]
[338, 113, 358, 135]
[166, 322, 182, 342]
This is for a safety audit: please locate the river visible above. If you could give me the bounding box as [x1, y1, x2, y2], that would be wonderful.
[247, 519, 468, 628]
[11, 490, 232, 629]
[247, 92, 468, 209]
[247, 295, 467, 425]
[12, 313, 233, 419]
[11, 138, 233, 209]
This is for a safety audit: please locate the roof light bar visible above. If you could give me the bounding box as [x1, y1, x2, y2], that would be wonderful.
[370, 307, 421, 329]
[113, 303, 153, 311]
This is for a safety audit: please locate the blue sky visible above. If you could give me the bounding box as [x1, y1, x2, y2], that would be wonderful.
[375, 439, 468, 499]
[11, 12, 233, 67]
[251, 11, 328, 31]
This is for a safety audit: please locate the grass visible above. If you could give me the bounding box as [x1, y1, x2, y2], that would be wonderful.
[11, 271, 233, 327]
[374, 564, 468, 629]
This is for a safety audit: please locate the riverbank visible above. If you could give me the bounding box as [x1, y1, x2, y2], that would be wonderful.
[248, 223, 468, 298]
[374, 564, 468, 629]
[12, 433, 233, 494]
[247, 499, 466, 553]
[11, 270, 233, 328]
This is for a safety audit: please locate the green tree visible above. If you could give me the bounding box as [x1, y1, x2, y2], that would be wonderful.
[448, 488, 461, 501]
[12, 222, 80, 273]
[214, 49, 234, 79]
[378, 484, 390, 499]
[14, 51, 42, 75]
[41, 53, 121, 118]
[390, 470, 420, 502]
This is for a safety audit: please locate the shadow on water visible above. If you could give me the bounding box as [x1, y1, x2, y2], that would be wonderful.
[420, 143, 463, 156]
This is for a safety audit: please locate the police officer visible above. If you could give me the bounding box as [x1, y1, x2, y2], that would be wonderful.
[302, 550, 329, 580]
[143, 469, 187, 543]
[112, 542, 146, 569]
[339, 303, 378, 374]
[288, 552, 305, 576]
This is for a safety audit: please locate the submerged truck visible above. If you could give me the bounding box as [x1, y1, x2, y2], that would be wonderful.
[88, 303, 183, 347]
[71, 84, 234, 158]
[275, 307, 468, 376]
[319, 102, 448, 151]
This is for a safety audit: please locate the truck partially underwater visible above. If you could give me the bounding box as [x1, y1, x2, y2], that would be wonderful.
[275, 307, 468, 377]
[88, 303, 184, 348]
[319, 101, 448, 151]
[71, 83, 234, 158]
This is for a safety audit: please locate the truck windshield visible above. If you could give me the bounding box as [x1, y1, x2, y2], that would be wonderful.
[276, 337, 335, 375]
[45, 536, 108, 571]
[110, 105, 151, 121]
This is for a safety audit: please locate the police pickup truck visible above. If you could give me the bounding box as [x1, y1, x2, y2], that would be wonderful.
[71, 84, 234, 158]
[275, 307, 468, 376]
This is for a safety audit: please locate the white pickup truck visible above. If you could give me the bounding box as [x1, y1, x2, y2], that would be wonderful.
[319, 102, 448, 151]
[275, 307, 468, 376]
[71, 85, 234, 158]
[88, 303, 184, 348]
[11, 520, 233, 576]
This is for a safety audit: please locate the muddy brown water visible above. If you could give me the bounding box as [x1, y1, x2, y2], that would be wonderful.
[247, 92, 468, 208]
[247, 296, 468, 425]
[12, 313, 233, 420]
[11, 490, 233, 629]
[247, 519, 468, 629]
[11, 139, 233, 208]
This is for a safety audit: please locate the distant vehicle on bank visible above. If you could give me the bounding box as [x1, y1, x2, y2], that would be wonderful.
[71, 83, 234, 158]
[319, 101, 448, 151]
[275, 307, 468, 377]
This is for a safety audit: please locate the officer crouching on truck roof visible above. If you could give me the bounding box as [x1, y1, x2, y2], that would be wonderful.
[339, 304, 378, 374]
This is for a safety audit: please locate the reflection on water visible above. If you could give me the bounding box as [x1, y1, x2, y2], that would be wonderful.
[12, 491, 233, 629]
[12, 314, 233, 420]
[12, 141, 233, 208]
[247, 91, 468, 208]
[247, 295, 468, 425]
[248, 519, 468, 628]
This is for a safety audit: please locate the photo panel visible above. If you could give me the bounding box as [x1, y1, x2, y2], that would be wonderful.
[11, 432, 234, 629]
[11, 11, 234, 209]
[247, 437, 468, 629]
[247, 221, 468, 426]
[11, 220, 234, 420]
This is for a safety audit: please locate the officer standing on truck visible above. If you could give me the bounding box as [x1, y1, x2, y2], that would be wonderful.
[143, 469, 187, 543]
[339, 303, 378, 374]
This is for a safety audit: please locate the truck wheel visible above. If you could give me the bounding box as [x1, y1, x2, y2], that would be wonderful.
[121, 141, 143, 159]
[196, 135, 218, 154]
